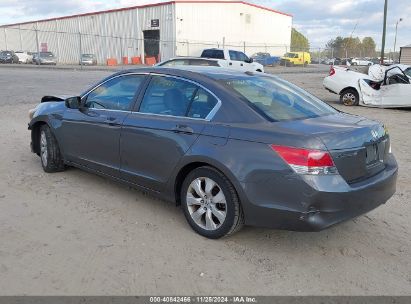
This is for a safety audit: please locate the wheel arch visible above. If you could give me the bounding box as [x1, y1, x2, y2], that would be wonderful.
[172, 159, 244, 207]
[339, 86, 359, 96]
[31, 121, 49, 155]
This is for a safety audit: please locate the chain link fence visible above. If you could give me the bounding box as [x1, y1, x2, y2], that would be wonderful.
[0, 26, 337, 70]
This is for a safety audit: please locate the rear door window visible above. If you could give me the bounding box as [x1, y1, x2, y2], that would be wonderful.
[139, 75, 218, 119]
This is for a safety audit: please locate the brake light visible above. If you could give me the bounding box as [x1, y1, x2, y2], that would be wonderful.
[329, 66, 335, 76]
[270, 145, 337, 175]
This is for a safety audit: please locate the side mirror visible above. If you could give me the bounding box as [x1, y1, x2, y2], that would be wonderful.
[247, 58, 253, 63]
[65, 96, 82, 109]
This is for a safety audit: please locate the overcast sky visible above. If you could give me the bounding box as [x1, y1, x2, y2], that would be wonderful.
[1, 0, 410, 49]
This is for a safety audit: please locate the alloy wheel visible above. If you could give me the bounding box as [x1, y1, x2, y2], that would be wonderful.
[186, 177, 227, 230]
[40, 130, 48, 166]
[342, 92, 357, 106]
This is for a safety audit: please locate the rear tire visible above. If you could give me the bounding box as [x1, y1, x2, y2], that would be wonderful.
[340, 88, 359, 106]
[39, 125, 65, 173]
[181, 167, 244, 239]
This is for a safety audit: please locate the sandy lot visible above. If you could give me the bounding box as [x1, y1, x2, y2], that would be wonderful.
[0, 67, 410, 295]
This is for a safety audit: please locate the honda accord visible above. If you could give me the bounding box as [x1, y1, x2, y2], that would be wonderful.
[28, 67, 398, 238]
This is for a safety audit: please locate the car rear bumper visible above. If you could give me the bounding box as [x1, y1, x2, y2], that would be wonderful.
[240, 154, 398, 231]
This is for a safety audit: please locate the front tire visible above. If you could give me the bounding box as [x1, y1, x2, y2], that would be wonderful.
[340, 88, 359, 106]
[39, 125, 65, 173]
[181, 167, 244, 239]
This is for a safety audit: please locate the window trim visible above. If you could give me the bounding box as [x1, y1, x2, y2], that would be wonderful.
[135, 73, 222, 121]
[81, 72, 222, 120]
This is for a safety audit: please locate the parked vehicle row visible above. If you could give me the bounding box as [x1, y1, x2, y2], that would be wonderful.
[0, 51, 19, 64]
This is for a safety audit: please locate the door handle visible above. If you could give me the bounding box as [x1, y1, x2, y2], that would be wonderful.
[240, 63, 244, 66]
[105, 116, 119, 126]
[172, 124, 194, 134]
[229, 62, 233, 66]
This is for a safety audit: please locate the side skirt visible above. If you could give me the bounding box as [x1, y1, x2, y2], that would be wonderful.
[64, 160, 174, 204]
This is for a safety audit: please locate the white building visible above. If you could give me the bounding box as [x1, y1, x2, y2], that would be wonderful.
[0, 0, 292, 64]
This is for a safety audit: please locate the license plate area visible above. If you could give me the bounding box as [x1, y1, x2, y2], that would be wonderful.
[365, 140, 385, 167]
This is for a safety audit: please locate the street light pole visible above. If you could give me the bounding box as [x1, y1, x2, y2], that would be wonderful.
[380, 0, 388, 64]
[393, 18, 403, 62]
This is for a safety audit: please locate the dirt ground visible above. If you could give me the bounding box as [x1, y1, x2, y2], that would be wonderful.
[0, 67, 410, 295]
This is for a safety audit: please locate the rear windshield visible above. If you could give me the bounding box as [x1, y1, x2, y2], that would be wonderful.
[221, 76, 337, 121]
[201, 49, 224, 59]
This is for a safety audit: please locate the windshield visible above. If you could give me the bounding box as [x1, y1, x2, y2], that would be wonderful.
[284, 53, 298, 58]
[82, 54, 94, 58]
[40, 52, 54, 57]
[404, 68, 411, 78]
[221, 76, 337, 121]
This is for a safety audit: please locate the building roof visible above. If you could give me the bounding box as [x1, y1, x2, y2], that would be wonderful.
[401, 44, 411, 48]
[1, 0, 292, 27]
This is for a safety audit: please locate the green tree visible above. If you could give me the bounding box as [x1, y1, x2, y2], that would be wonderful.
[291, 28, 310, 52]
[361, 37, 377, 57]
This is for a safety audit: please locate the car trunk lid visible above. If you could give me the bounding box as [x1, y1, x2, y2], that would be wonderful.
[274, 113, 389, 183]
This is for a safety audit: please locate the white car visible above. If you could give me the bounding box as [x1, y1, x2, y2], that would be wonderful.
[200, 48, 264, 73]
[156, 57, 223, 68]
[15, 51, 33, 64]
[351, 58, 373, 66]
[323, 64, 411, 107]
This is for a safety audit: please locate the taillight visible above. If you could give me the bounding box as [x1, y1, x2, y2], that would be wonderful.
[329, 66, 335, 76]
[270, 145, 338, 175]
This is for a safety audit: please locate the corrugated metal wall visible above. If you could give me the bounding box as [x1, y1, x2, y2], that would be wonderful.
[0, 2, 291, 64]
[175, 2, 292, 57]
[0, 3, 176, 64]
[400, 47, 411, 65]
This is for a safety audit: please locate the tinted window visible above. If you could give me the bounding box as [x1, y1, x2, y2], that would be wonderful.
[139, 76, 218, 118]
[229, 50, 238, 61]
[404, 68, 411, 78]
[84, 75, 145, 111]
[201, 49, 224, 59]
[187, 88, 218, 119]
[221, 76, 337, 121]
[229, 51, 249, 62]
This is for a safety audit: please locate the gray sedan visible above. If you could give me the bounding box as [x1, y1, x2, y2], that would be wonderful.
[28, 67, 398, 238]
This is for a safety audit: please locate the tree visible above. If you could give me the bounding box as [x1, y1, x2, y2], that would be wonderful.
[325, 36, 377, 58]
[291, 28, 310, 52]
[362, 37, 377, 57]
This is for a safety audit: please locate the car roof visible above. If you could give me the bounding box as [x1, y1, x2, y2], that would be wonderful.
[114, 66, 267, 81]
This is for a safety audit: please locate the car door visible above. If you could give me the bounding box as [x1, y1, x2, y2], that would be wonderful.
[380, 83, 411, 107]
[60, 74, 147, 177]
[228, 50, 248, 71]
[120, 74, 220, 191]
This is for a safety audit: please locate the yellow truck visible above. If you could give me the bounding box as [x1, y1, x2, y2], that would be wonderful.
[281, 52, 311, 66]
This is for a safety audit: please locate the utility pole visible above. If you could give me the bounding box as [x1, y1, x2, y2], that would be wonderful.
[393, 18, 403, 61]
[380, 0, 388, 64]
